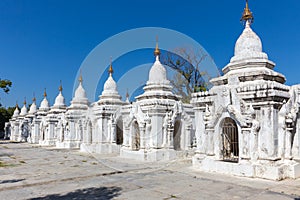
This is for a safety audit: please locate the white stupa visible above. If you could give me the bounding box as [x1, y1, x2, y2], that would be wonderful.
[69, 75, 89, 109]
[136, 41, 179, 103]
[12, 103, 20, 118]
[38, 89, 50, 112]
[20, 99, 28, 116]
[97, 62, 123, 105]
[51, 82, 66, 112]
[222, 1, 280, 78]
[28, 97, 37, 115]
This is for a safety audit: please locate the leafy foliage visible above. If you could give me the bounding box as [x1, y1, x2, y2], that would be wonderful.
[0, 79, 12, 93]
[0, 107, 14, 132]
[161, 48, 217, 103]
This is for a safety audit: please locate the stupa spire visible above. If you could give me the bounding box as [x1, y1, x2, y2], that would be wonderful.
[13, 101, 20, 117]
[126, 89, 129, 98]
[241, 0, 254, 24]
[32, 93, 36, 102]
[154, 36, 160, 58]
[108, 57, 114, 75]
[43, 88, 47, 98]
[59, 80, 63, 92]
[78, 71, 83, 83]
[125, 89, 130, 103]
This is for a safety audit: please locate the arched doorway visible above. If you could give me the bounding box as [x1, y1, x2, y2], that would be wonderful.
[221, 118, 239, 162]
[87, 121, 92, 144]
[173, 120, 181, 150]
[116, 119, 123, 145]
[41, 124, 45, 141]
[132, 121, 140, 150]
[60, 123, 64, 142]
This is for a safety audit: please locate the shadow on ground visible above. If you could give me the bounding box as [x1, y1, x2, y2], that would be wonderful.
[0, 179, 25, 184]
[29, 186, 122, 200]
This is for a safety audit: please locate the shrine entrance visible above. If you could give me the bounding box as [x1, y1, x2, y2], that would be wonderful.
[87, 121, 92, 144]
[221, 118, 239, 163]
[173, 120, 181, 150]
[132, 121, 140, 150]
[116, 119, 123, 145]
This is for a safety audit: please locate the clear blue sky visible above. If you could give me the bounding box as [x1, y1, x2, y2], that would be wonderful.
[0, 0, 299, 107]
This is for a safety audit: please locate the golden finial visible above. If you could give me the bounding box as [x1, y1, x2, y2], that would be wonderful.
[16, 101, 18, 108]
[43, 88, 47, 97]
[108, 57, 114, 74]
[154, 36, 160, 56]
[59, 80, 63, 92]
[23, 97, 26, 105]
[241, 0, 254, 24]
[78, 73, 83, 83]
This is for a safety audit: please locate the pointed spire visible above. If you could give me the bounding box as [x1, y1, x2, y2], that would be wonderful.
[59, 80, 63, 92]
[154, 36, 160, 57]
[108, 56, 114, 75]
[29, 93, 37, 115]
[125, 89, 130, 103]
[23, 97, 26, 105]
[43, 88, 47, 98]
[13, 101, 20, 117]
[79, 72, 83, 83]
[126, 89, 129, 98]
[32, 93, 36, 102]
[241, 0, 254, 24]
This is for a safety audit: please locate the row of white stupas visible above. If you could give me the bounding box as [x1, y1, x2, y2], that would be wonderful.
[5, 1, 300, 180]
[5, 36, 195, 159]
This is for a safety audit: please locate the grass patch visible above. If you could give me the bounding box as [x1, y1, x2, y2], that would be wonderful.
[82, 160, 87, 162]
[19, 160, 26, 164]
[91, 162, 98, 165]
[0, 161, 18, 168]
[2, 146, 8, 149]
[0, 161, 7, 167]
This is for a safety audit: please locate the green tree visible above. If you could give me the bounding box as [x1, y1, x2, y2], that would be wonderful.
[161, 48, 220, 103]
[0, 79, 12, 93]
[0, 78, 13, 136]
[0, 106, 14, 136]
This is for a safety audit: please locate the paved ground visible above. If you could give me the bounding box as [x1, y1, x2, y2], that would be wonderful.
[0, 141, 300, 200]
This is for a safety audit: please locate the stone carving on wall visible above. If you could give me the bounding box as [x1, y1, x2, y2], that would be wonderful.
[205, 105, 224, 129]
[285, 105, 298, 128]
[226, 100, 259, 132]
[227, 105, 247, 127]
[126, 104, 148, 128]
[221, 88, 229, 97]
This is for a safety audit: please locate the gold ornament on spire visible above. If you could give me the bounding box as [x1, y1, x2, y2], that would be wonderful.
[59, 80, 63, 92]
[32, 93, 36, 102]
[154, 36, 160, 56]
[23, 98, 26, 105]
[241, 0, 254, 24]
[16, 101, 18, 108]
[108, 57, 114, 74]
[43, 88, 47, 97]
[78, 74, 83, 83]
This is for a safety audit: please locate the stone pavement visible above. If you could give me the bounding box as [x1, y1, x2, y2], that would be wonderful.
[0, 141, 300, 200]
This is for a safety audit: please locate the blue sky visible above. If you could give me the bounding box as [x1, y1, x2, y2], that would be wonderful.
[0, 0, 299, 107]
